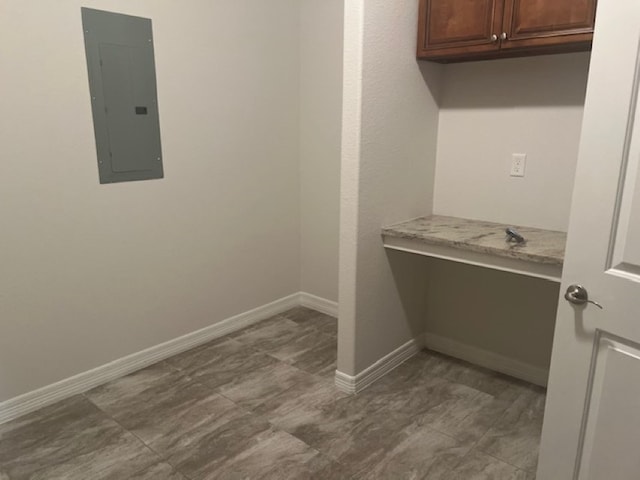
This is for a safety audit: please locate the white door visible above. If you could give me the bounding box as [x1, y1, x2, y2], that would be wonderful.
[537, 0, 640, 478]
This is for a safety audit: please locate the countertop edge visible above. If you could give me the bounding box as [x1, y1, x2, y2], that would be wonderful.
[381, 228, 564, 267]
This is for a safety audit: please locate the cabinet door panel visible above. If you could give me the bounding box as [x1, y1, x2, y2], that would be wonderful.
[417, 0, 503, 60]
[502, 0, 597, 50]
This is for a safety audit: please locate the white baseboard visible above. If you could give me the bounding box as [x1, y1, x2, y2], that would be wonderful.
[0, 292, 328, 425]
[335, 338, 421, 394]
[423, 332, 549, 387]
[298, 292, 338, 317]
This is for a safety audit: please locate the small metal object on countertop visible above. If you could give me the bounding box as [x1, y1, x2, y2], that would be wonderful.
[506, 227, 526, 244]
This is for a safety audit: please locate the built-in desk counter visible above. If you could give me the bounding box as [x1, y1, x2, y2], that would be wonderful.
[382, 215, 566, 282]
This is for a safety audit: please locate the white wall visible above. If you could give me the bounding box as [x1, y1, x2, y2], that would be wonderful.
[424, 53, 590, 379]
[0, 0, 301, 402]
[425, 259, 559, 374]
[434, 53, 591, 232]
[299, 0, 343, 303]
[339, 0, 442, 375]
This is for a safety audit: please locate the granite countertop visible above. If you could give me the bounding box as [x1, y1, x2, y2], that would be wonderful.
[382, 215, 566, 266]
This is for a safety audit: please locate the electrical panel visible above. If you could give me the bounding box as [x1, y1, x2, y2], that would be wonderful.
[82, 8, 163, 183]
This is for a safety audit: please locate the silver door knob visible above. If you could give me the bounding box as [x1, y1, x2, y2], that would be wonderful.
[491, 34, 498, 42]
[500, 32, 508, 40]
[564, 284, 603, 309]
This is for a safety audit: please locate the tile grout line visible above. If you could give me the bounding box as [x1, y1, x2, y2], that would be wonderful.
[156, 307, 338, 428]
[479, 449, 536, 475]
[79, 343, 291, 480]
[183, 353, 345, 478]
[1, 308, 341, 479]
[7, 306, 544, 480]
[212, 374, 353, 478]
[80, 392, 196, 480]
[430, 445, 475, 480]
[431, 391, 499, 474]
[470, 388, 540, 473]
[472, 386, 523, 450]
[203, 328, 358, 477]
[363, 360, 529, 476]
[231, 312, 338, 380]
[239, 320, 537, 477]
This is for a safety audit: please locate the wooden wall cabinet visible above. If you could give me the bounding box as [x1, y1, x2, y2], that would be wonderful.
[417, 0, 597, 62]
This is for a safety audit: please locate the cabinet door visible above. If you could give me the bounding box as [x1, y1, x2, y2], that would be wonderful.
[417, 0, 504, 60]
[501, 0, 597, 51]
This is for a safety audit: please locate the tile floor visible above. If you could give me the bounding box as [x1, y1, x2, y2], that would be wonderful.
[0, 307, 545, 479]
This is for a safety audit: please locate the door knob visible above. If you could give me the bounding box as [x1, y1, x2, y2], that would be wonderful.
[491, 34, 498, 42]
[500, 32, 508, 40]
[564, 284, 603, 309]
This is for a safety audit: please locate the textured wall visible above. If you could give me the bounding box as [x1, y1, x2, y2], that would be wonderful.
[425, 53, 590, 378]
[339, 0, 442, 375]
[0, 0, 301, 401]
[299, 0, 343, 303]
[425, 259, 559, 373]
[434, 53, 590, 232]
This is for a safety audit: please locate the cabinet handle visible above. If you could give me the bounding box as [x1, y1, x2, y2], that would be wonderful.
[500, 32, 508, 40]
[491, 34, 498, 42]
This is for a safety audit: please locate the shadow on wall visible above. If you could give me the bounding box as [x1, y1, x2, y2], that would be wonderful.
[387, 250, 560, 370]
[385, 249, 432, 341]
[439, 52, 591, 109]
[419, 60, 445, 108]
[424, 258, 559, 370]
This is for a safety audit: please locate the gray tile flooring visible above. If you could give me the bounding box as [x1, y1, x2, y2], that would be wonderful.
[0, 307, 545, 479]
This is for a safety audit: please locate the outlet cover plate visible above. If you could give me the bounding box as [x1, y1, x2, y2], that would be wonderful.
[510, 153, 527, 177]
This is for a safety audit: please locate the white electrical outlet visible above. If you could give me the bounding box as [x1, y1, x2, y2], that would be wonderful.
[510, 153, 527, 177]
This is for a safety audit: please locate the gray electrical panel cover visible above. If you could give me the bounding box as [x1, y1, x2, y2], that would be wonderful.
[82, 8, 163, 183]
